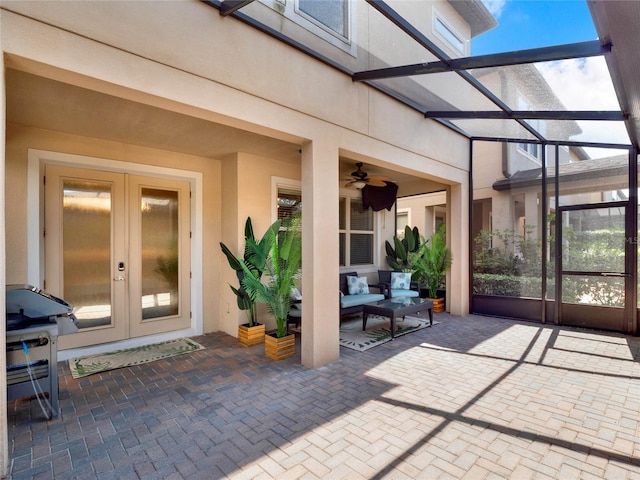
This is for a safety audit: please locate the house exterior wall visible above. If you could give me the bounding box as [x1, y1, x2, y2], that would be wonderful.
[0, 9, 477, 467]
[0, 2, 479, 473]
[396, 191, 447, 239]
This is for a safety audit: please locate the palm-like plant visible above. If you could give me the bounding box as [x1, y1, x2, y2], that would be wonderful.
[385, 225, 422, 273]
[413, 225, 452, 299]
[220, 217, 278, 327]
[240, 216, 302, 338]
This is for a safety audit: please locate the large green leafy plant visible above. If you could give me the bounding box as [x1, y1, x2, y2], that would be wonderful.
[220, 217, 278, 327]
[239, 216, 302, 338]
[385, 225, 422, 273]
[414, 225, 452, 298]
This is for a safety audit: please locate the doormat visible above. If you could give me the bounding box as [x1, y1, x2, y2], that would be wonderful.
[340, 314, 437, 352]
[68, 337, 205, 378]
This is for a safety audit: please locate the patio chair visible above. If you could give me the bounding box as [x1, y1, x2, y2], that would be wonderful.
[287, 287, 302, 329]
[377, 270, 421, 299]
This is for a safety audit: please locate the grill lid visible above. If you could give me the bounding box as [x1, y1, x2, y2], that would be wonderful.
[6, 285, 74, 330]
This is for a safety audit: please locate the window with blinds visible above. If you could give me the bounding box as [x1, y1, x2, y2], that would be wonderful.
[277, 188, 302, 221]
[340, 196, 374, 266]
[276, 188, 374, 267]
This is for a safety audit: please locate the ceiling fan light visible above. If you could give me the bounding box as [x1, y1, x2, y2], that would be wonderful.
[352, 180, 367, 189]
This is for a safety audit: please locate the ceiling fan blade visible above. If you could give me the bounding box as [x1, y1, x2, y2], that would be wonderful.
[368, 174, 391, 182]
[366, 178, 390, 187]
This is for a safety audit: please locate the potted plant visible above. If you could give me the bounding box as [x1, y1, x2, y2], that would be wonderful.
[239, 216, 302, 360]
[385, 225, 423, 273]
[220, 217, 279, 346]
[413, 225, 452, 312]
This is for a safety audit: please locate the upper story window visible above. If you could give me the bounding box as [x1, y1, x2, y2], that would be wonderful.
[262, 0, 354, 54]
[297, 0, 348, 39]
[518, 142, 542, 161]
[517, 95, 545, 162]
[433, 11, 466, 55]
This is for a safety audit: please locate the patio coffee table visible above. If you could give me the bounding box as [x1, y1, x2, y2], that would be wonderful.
[363, 297, 433, 339]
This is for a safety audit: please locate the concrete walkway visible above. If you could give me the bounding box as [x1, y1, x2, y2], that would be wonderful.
[7, 314, 640, 479]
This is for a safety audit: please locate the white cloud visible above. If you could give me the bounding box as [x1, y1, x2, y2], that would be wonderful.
[535, 57, 629, 157]
[482, 0, 507, 19]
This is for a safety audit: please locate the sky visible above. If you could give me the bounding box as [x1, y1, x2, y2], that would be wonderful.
[473, 0, 628, 157]
[473, 0, 598, 55]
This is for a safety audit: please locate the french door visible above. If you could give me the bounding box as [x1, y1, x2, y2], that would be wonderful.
[45, 166, 191, 349]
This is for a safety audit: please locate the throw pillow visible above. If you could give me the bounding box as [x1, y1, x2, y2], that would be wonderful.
[391, 271, 411, 290]
[347, 276, 369, 295]
[290, 287, 302, 301]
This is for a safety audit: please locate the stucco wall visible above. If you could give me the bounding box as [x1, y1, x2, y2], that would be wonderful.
[1, 0, 471, 367]
[219, 152, 303, 334]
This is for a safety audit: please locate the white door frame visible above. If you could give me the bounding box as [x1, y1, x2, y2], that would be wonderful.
[27, 149, 203, 361]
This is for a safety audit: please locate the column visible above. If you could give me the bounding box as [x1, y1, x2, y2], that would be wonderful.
[447, 183, 469, 316]
[300, 138, 340, 368]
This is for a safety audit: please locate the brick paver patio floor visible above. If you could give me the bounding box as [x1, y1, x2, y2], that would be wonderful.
[7, 313, 640, 479]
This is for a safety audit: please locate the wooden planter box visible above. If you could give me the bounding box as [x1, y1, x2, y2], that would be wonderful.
[238, 323, 265, 347]
[429, 297, 445, 313]
[264, 332, 295, 360]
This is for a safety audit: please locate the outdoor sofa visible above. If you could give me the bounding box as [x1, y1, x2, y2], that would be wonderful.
[339, 271, 385, 316]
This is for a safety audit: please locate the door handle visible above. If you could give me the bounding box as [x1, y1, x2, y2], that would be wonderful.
[600, 272, 629, 277]
[113, 275, 126, 281]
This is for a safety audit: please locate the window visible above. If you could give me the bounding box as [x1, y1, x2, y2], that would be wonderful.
[433, 14, 465, 55]
[340, 196, 374, 267]
[297, 0, 347, 38]
[276, 187, 302, 221]
[517, 95, 545, 161]
[273, 181, 374, 267]
[396, 210, 409, 239]
[261, 0, 355, 55]
[518, 142, 542, 160]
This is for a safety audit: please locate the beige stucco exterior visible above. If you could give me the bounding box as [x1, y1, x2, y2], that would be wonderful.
[0, 1, 481, 475]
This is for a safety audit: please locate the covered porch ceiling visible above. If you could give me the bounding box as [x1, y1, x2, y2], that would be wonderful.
[4, 70, 434, 195]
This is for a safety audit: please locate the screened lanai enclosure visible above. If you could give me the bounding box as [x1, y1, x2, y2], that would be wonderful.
[209, 0, 640, 334]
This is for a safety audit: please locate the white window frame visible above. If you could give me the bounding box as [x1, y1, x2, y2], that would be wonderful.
[339, 190, 376, 268]
[517, 95, 545, 162]
[260, 0, 357, 56]
[518, 142, 543, 162]
[272, 177, 302, 222]
[396, 208, 410, 239]
[271, 180, 376, 268]
[433, 9, 467, 56]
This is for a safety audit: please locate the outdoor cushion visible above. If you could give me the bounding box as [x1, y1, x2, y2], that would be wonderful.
[347, 276, 369, 295]
[290, 287, 302, 301]
[340, 293, 384, 308]
[390, 271, 412, 290]
[389, 288, 420, 298]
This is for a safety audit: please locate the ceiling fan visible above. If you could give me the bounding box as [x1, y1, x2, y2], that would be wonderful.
[344, 162, 392, 189]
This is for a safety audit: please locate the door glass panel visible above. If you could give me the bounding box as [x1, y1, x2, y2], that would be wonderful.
[562, 207, 625, 273]
[62, 179, 112, 328]
[562, 275, 625, 307]
[562, 206, 626, 307]
[141, 188, 179, 320]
